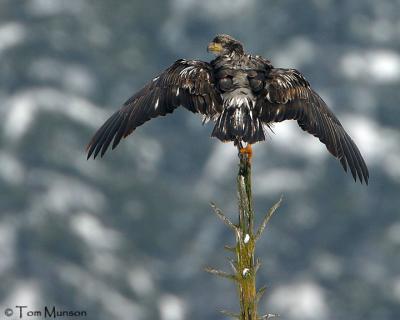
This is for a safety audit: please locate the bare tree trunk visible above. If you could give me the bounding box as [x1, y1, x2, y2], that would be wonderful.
[207, 148, 282, 320]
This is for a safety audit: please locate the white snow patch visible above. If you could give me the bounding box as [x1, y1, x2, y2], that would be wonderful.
[271, 37, 316, 68]
[386, 223, 400, 245]
[0, 22, 26, 54]
[338, 115, 400, 181]
[267, 114, 400, 183]
[340, 49, 400, 83]
[128, 137, 163, 176]
[159, 294, 186, 320]
[368, 51, 400, 82]
[201, 143, 236, 179]
[29, 58, 96, 95]
[3, 96, 35, 142]
[392, 277, 400, 302]
[3, 88, 107, 142]
[342, 116, 383, 161]
[195, 143, 236, 197]
[313, 253, 343, 279]
[253, 169, 306, 194]
[59, 263, 144, 320]
[342, 116, 400, 181]
[29, 171, 106, 215]
[269, 281, 328, 320]
[128, 267, 155, 297]
[171, 0, 255, 17]
[90, 251, 121, 275]
[71, 212, 121, 250]
[0, 152, 25, 185]
[269, 121, 328, 160]
[27, 0, 86, 16]
[102, 290, 144, 320]
[1, 281, 41, 314]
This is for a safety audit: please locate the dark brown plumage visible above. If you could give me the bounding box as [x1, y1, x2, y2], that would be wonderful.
[87, 34, 369, 184]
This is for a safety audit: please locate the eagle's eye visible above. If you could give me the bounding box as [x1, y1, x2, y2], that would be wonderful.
[213, 37, 222, 44]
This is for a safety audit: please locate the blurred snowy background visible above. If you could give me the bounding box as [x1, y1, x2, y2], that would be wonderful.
[0, 0, 399, 319]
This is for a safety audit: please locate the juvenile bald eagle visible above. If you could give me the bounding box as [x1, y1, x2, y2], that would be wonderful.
[87, 34, 369, 184]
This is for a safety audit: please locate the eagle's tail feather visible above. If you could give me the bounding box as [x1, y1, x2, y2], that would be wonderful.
[211, 99, 265, 143]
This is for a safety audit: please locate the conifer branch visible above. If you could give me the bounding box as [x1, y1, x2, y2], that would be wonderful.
[254, 258, 261, 274]
[255, 196, 283, 241]
[210, 202, 238, 232]
[224, 245, 236, 252]
[220, 310, 241, 319]
[204, 267, 237, 281]
[256, 285, 267, 303]
[227, 258, 238, 273]
[258, 313, 280, 320]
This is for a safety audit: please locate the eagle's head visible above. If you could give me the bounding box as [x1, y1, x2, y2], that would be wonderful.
[207, 34, 244, 56]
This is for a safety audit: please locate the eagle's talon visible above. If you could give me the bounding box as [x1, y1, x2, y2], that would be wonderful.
[239, 144, 253, 161]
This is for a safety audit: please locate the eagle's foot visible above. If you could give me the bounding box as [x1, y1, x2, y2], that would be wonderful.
[239, 143, 252, 161]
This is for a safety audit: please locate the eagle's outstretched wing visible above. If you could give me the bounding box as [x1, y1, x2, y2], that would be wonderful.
[87, 59, 222, 159]
[259, 68, 369, 184]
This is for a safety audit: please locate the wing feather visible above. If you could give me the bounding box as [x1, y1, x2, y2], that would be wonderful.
[259, 68, 369, 184]
[87, 59, 222, 159]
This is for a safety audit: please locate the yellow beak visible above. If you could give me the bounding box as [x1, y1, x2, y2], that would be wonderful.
[207, 42, 223, 54]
